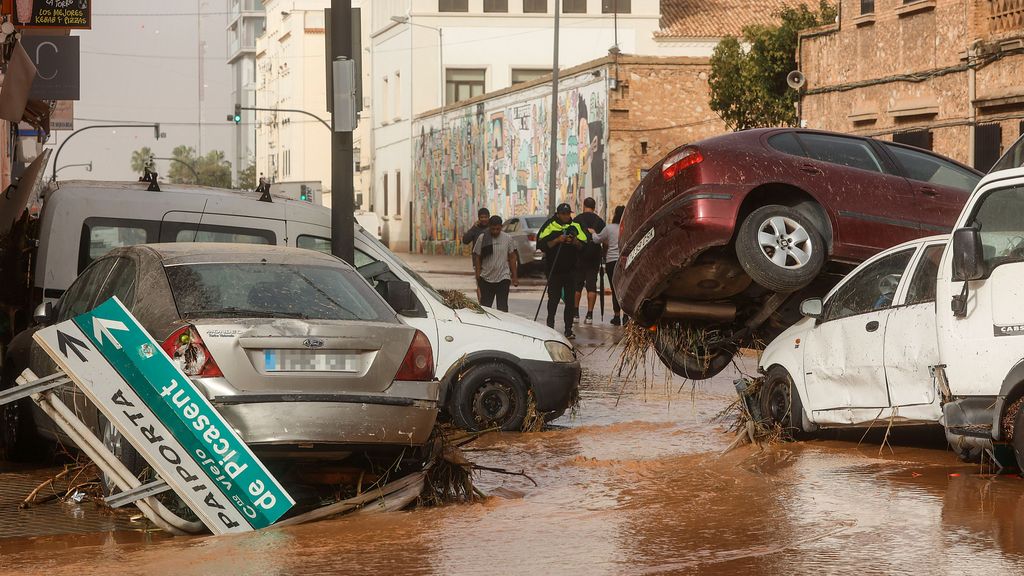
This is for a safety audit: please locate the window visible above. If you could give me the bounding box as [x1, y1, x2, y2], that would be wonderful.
[823, 249, 914, 322]
[892, 129, 933, 151]
[439, 0, 468, 11]
[354, 148, 361, 172]
[94, 257, 138, 309]
[523, 0, 547, 12]
[563, 0, 586, 13]
[297, 235, 332, 254]
[79, 217, 158, 273]
[767, 132, 806, 157]
[446, 69, 486, 104]
[797, 133, 885, 173]
[165, 262, 393, 321]
[396, 171, 402, 216]
[511, 68, 550, 84]
[503, 218, 520, 233]
[883, 144, 981, 192]
[60, 258, 116, 321]
[383, 172, 389, 216]
[381, 76, 389, 125]
[165, 224, 274, 245]
[974, 123, 1002, 173]
[860, 0, 874, 13]
[905, 244, 944, 305]
[283, 149, 291, 177]
[394, 71, 401, 120]
[484, 0, 508, 12]
[967, 185, 1024, 270]
[602, 0, 630, 13]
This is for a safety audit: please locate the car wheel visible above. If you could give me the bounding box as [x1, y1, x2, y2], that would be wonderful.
[0, 362, 44, 462]
[100, 419, 202, 529]
[758, 366, 805, 438]
[449, 362, 529, 432]
[736, 205, 826, 293]
[652, 321, 735, 380]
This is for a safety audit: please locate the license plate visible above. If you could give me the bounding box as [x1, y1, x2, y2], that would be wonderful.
[625, 227, 655, 269]
[263, 349, 361, 372]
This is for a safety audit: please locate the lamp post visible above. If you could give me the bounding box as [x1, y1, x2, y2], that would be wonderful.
[391, 15, 444, 252]
[153, 156, 201, 184]
[54, 161, 92, 176]
[51, 123, 162, 182]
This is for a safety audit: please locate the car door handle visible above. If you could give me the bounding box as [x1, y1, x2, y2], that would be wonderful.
[920, 186, 938, 197]
[865, 320, 880, 332]
[800, 164, 823, 175]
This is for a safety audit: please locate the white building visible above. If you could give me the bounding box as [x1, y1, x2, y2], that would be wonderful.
[370, 0, 695, 252]
[227, 0, 265, 184]
[254, 0, 373, 209]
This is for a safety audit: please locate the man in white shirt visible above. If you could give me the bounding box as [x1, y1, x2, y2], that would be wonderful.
[473, 215, 519, 312]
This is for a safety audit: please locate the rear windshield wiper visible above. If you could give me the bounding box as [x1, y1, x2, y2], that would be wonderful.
[183, 307, 311, 320]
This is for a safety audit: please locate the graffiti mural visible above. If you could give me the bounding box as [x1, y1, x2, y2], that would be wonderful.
[413, 76, 608, 254]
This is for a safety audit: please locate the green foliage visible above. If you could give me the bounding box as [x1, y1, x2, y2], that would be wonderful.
[129, 146, 153, 174]
[164, 145, 232, 188]
[237, 161, 257, 190]
[708, 1, 837, 131]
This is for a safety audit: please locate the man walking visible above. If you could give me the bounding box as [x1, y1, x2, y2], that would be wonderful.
[573, 197, 606, 325]
[537, 203, 589, 339]
[473, 215, 518, 312]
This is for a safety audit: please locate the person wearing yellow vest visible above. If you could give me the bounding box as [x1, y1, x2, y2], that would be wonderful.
[536, 203, 589, 339]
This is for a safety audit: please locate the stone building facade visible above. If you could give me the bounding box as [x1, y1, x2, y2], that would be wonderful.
[799, 0, 1024, 171]
[410, 55, 726, 253]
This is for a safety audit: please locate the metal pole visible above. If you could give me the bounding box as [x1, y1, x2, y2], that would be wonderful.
[240, 106, 331, 131]
[547, 0, 560, 214]
[331, 0, 355, 265]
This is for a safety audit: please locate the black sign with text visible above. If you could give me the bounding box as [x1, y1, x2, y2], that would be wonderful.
[13, 0, 91, 30]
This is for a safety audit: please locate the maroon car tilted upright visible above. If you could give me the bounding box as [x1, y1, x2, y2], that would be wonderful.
[614, 128, 982, 380]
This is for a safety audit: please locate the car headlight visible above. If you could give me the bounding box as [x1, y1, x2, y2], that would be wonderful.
[545, 340, 576, 363]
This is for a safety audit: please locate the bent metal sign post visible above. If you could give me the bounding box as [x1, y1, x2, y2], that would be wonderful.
[34, 297, 294, 534]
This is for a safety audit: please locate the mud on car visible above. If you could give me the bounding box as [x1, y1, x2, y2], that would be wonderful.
[614, 128, 982, 380]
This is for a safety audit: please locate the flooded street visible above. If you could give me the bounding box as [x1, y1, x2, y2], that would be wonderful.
[3, 275, 1024, 575]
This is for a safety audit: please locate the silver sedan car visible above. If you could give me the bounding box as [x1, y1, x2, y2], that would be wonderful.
[10, 243, 438, 463]
[503, 214, 550, 271]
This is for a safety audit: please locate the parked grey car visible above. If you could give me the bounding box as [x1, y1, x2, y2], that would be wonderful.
[3, 243, 438, 462]
[503, 214, 549, 271]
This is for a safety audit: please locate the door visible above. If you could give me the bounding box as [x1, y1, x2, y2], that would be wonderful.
[794, 132, 917, 256]
[881, 143, 979, 232]
[802, 248, 916, 411]
[884, 243, 944, 407]
[160, 211, 283, 246]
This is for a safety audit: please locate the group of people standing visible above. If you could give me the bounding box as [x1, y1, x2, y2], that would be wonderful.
[462, 199, 624, 341]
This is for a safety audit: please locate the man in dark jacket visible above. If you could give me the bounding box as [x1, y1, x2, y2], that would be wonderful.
[462, 207, 490, 247]
[536, 203, 589, 339]
[573, 197, 606, 325]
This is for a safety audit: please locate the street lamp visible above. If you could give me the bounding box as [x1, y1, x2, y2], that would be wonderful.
[153, 156, 201, 184]
[51, 123, 162, 182]
[54, 161, 92, 176]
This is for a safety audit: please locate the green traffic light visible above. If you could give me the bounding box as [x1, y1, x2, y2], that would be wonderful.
[233, 114, 241, 124]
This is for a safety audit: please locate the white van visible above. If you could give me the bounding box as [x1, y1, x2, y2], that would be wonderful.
[19, 180, 579, 431]
[756, 150, 1024, 467]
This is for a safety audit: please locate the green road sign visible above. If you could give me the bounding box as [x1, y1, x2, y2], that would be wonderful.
[72, 297, 294, 529]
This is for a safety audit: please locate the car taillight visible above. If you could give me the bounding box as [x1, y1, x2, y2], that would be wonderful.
[528, 233, 536, 241]
[662, 148, 703, 181]
[162, 325, 223, 378]
[394, 330, 433, 381]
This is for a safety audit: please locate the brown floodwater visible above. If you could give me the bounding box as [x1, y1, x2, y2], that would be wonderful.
[3, 308, 1024, 575]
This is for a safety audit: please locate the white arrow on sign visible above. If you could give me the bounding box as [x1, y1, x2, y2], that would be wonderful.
[93, 316, 129, 350]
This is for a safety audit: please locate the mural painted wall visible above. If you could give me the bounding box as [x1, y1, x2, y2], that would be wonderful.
[413, 74, 608, 254]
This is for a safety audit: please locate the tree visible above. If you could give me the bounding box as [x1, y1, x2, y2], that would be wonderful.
[708, 1, 837, 131]
[130, 146, 153, 175]
[237, 161, 257, 190]
[196, 150, 232, 189]
[167, 145, 199, 184]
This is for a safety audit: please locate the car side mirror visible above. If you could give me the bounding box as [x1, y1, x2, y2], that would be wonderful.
[799, 298, 823, 319]
[378, 279, 415, 313]
[951, 227, 986, 282]
[33, 301, 55, 325]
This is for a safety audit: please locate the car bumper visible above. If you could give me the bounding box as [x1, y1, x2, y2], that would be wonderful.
[208, 380, 440, 447]
[615, 188, 740, 322]
[519, 358, 581, 413]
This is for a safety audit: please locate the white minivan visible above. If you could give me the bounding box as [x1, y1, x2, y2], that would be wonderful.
[16, 180, 579, 432]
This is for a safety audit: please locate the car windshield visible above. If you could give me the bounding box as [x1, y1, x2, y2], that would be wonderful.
[525, 217, 547, 229]
[967, 185, 1024, 268]
[356, 228, 449, 307]
[164, 262, 394, 321]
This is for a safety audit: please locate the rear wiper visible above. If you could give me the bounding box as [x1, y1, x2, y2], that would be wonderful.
[184, 307, 310, 319]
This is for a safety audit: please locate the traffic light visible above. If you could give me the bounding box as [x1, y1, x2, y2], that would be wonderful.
[299, 185, 310, 202]
[231, 104, 241, 124]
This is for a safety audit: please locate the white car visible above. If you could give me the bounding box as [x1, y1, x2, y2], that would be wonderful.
[756, 235, 949, 438]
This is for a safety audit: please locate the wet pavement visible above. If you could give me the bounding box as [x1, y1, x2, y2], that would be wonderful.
[3, 257, 1024, 574]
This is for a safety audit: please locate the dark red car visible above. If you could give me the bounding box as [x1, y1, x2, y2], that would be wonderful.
[615, 128, 982, 379]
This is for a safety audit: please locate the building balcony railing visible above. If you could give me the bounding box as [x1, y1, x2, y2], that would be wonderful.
[989, 0, 1024, 36]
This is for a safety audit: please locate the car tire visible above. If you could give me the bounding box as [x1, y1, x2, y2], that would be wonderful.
[652, 322, 735, 381]
[758, 366, 806, 439]
[449, 362, 529, 432]
[1011, 408, 1024, 472]
[736, 205, 826, 293]
[0, 362, 44, 462]
[945, 429, 983, 463]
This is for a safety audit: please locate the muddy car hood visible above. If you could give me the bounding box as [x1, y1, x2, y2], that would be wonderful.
[452, 308, 566, 343]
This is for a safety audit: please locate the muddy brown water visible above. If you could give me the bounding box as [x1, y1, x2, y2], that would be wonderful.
[4, 304, 1024, 574]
